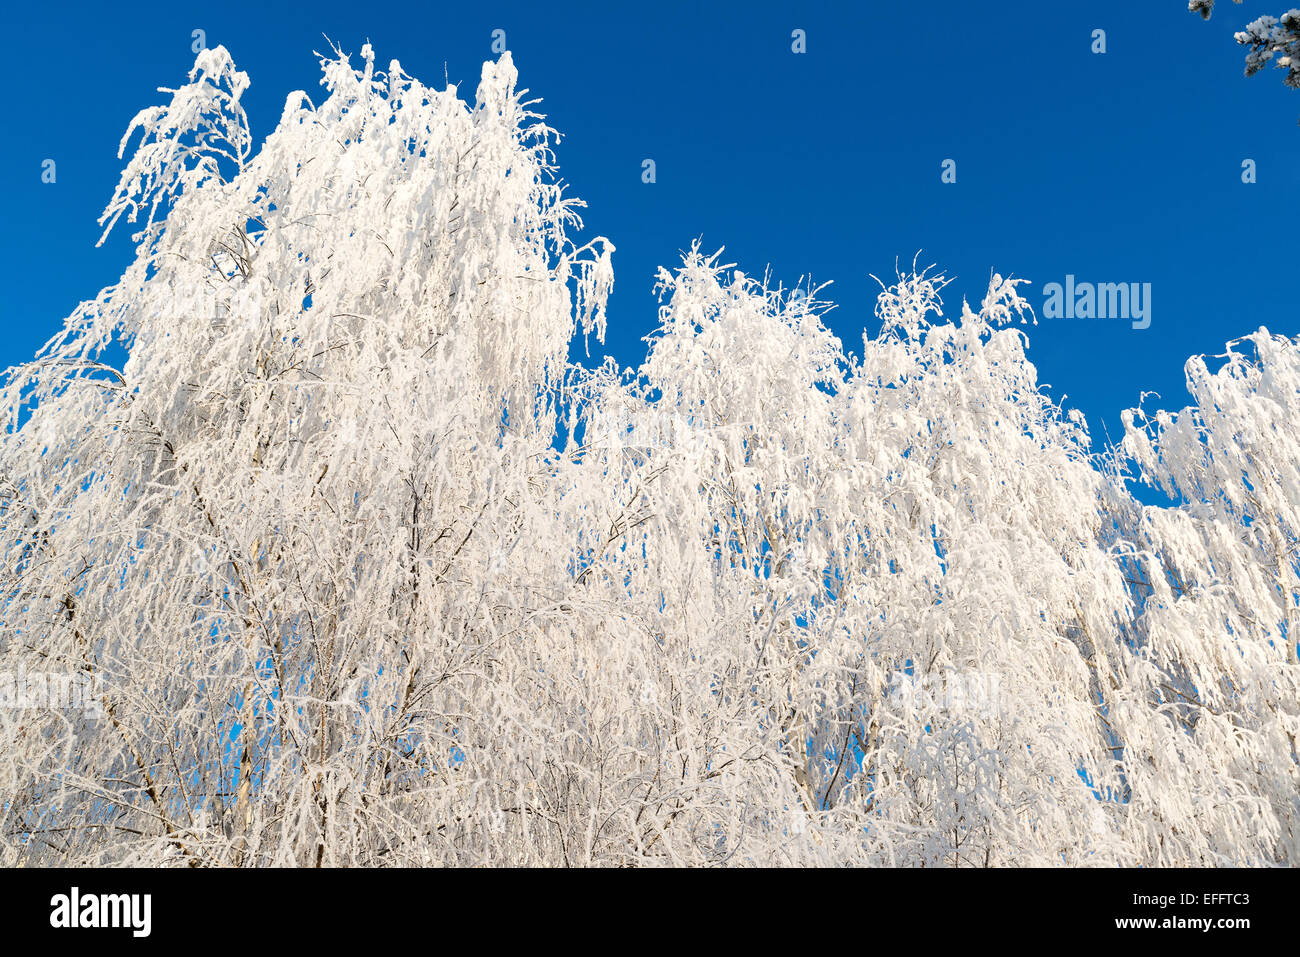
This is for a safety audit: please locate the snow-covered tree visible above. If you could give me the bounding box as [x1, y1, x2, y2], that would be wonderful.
[1191, 0, 1300, 121]
[1115, 330, 1300, 862]
[0, 44, 1295, 867]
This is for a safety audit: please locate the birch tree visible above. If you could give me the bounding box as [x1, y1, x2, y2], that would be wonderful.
[0, 44, 1295, 866]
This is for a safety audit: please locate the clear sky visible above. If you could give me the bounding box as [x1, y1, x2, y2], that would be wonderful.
[3, 0, 1297, 449]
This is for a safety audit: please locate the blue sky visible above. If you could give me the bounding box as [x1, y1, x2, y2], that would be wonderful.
[3, 0, 1297, 449]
